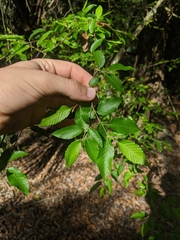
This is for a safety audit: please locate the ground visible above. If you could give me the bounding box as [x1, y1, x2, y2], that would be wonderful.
[0, 98, 180, 240]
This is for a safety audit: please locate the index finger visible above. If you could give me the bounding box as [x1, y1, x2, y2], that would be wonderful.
[31, 59, 93, 86]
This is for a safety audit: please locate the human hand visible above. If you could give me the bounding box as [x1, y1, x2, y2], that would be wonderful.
[0, 59, 96, 134]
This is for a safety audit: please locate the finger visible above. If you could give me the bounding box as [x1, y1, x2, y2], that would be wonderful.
[33, 59, 93, 86]
[45, 73, 96, 101]
[12, 59, 93, 86]
[4, 66, 96, 103]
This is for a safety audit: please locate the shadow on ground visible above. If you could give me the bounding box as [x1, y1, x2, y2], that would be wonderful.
[0, 192, 142, 240]
[1, 116, 180, 240]
[145, 120, 180, 240]
[14, 129, 71, 179]
[0, 129, 143, 240]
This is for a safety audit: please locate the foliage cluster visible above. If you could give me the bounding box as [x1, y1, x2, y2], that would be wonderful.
[0, 2, 179, 239]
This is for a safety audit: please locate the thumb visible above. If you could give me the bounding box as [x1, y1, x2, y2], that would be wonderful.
[45, 74, 97, 102]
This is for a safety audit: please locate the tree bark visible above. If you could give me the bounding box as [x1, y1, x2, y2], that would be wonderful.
[134, 0, 180, 85]
[111, 0, 167, 65]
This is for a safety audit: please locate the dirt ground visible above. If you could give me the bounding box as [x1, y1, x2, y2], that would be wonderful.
[0, 98, 180, 240]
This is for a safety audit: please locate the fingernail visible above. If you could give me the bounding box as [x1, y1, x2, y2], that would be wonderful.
[87, 88, 96, 99]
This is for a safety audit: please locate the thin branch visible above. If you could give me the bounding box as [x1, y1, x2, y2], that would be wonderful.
[37, 0, 44, 26]
[165, 6, 180, 19]
[108, 0, 111, 11]
[68, 0, 74, 14]
[48, 0, 55, 8]
[133, 0, 166, 38]
[25, 0, 31, 13]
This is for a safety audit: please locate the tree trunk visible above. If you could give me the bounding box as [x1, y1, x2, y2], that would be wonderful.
[134, 0, 180, 95]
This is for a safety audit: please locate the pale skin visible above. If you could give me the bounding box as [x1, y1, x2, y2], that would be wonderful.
[0, 59, 97, 134]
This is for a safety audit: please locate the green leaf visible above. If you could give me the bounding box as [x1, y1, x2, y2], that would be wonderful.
[96, 139, 114, 179]
[75, 107, 90, 129]
[90, 39, 103, 53]
[87, 127, 103, 147]
[97, 123, 107, 139]
[131, 211, 147, 219]
[52, 125, 83, 140]
[155, 141, 163, 153]
[141, 222, 150, 237]
[15, 45, 30, 54]
[109, 118, 139, 134]
[148, 236, 155, 240]
[108, 63, 134, 71]
[75, 116, 88, 129]
[89, 77, 99, 87]
[65, 140, 81, 167]
[143, 175, 148, 182]
[45, 40, 56, 51]
[40, 105, 71, 126]
[6, 167, 29, 194]
[89, 107, 96, 119]
[8, 45, 30, 60]
[0, 34, 24, 40]
[89, 181, 102, 193]
[84, 139, 99, 162]
[37, 30, 53, 46]
[104, 74, 124, 92]
[9, 151, 28, 162]
[89, 18, 96, 33]
[95, 5, 103, 19]
[19, 54, 27, 61]
[123, 171, 134, 188]
[111, 170, 119, 182]
[105, 179, 112, 195]
[100, 186, 106, 197]
[82, 4, 97, 15]
[117, 163, 125, 175]
[138, 180, 146, 189]
[76, 106, 90, 122]
[148, 235, 160, 240]
[93, 50, 105, 68]
[0, 149, 11, 171]
[135, 189, 146, 197]
[82, 0, 88, 11]
[95, 174, 102, 181]
[29, 28, 46, 41]
[118, 140, 146, 165]
[97, 98, 121, 116]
